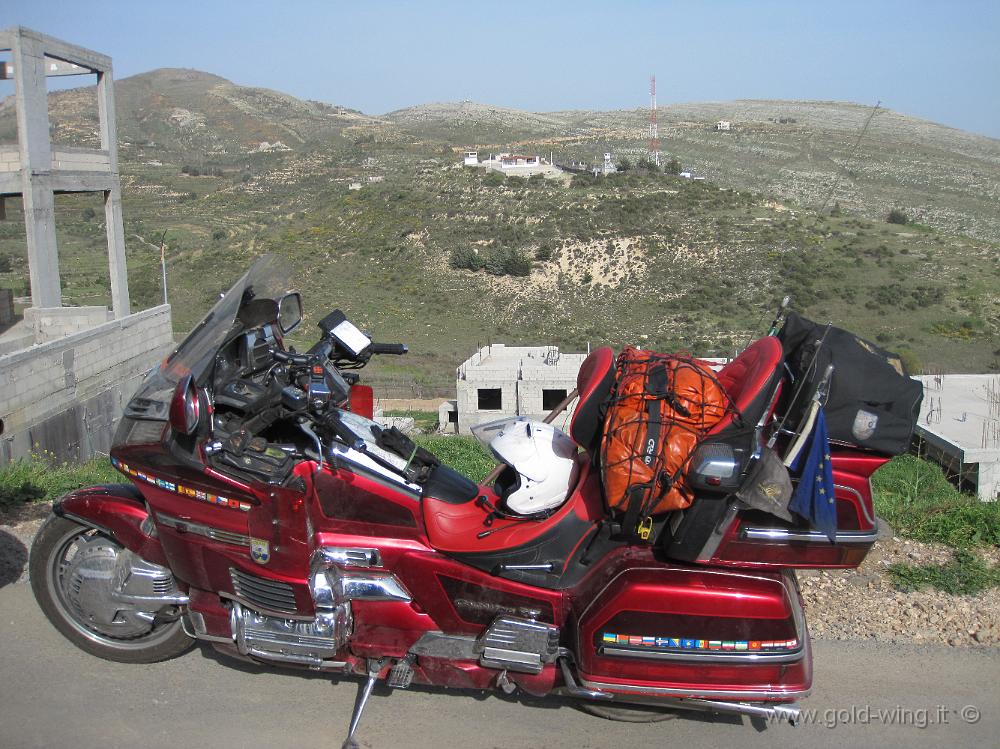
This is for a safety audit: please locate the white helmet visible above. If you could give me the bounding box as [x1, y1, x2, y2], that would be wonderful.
[489, 420, 579, 516]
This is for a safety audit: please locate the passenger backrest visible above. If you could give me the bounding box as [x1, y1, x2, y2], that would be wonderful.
[710, 336, 784, 434]
[569, 347, 616, 452]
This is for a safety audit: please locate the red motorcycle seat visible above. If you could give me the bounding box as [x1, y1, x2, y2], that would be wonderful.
[422, 456, 603, 554]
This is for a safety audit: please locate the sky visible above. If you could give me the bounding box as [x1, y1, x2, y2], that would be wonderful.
[3, 0, 999, 138]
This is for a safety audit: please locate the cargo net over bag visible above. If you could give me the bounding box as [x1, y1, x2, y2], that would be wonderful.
[601, 347, 732, 541]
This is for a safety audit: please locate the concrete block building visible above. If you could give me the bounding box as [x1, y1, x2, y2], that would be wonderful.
[447, 344, 589, 435]
[0, 28, 174, 465]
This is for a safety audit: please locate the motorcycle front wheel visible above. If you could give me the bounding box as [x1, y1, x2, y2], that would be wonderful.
[30, 515, 194, 663]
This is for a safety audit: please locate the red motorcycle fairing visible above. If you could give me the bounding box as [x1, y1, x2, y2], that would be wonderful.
[53, 483, 169, 568]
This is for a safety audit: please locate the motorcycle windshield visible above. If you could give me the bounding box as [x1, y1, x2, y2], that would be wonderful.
[125, 254, 292, 420]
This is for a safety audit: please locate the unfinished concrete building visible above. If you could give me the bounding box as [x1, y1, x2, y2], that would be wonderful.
[0, 27, 173, 464]
[444, 344, 589, 435]
[914, 374, 1000, 501]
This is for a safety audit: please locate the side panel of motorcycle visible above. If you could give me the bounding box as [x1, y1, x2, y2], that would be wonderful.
[349, 600, 439, 658]
[387, 549, 567, 636]
[313, 465, 426, 542]
[574, 566, 811, 700]
[53, 483, 169, 568]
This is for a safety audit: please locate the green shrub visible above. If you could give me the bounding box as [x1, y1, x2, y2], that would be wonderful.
[888, 549, 1000, 595]
[449, 245, 483, 271]
[414, 436, 495, 482]
[872, 455, 1000, 547]
[887, 208, 909, 225]
[483, 171, 505, 187]
[0, 458, 119, 511]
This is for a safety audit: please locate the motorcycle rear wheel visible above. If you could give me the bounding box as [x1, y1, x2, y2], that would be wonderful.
[577, 701, 680, 723]
[30, 515, 194, 663]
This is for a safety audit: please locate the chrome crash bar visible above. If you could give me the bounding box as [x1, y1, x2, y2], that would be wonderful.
[741, 526, 879, 544]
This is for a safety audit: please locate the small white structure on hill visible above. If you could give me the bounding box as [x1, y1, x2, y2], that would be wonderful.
[915, 374, 1000, 501]
[715, 120, 731, 131]
[499, 154, 540, 170]
[444, 344, 589, 434]
[468, 152, 557, 177]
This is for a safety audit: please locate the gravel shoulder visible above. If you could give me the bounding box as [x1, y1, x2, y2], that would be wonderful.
[2, 501, 997, 648]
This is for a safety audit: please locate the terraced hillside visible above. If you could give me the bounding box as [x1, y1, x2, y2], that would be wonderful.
[1, 71, 997, 397]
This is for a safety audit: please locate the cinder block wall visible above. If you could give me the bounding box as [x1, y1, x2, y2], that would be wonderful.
[0, 305, 173, 465]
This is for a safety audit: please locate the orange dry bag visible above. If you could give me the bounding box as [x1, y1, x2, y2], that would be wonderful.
[600, 348, 729, 540]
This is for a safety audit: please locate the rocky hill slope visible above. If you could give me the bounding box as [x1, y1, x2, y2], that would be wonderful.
[0, 71, 997, 395]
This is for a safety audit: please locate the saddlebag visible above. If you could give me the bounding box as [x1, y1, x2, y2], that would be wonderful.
[600, 348, 730, 540]
[575, 566, 811, 699]
[778, 313, 923, 456]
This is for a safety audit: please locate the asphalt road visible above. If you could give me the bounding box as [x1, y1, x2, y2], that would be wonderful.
[0, 581, 997, 749]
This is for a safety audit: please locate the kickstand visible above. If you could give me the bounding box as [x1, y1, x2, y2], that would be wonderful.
[343, 658, 384, 749]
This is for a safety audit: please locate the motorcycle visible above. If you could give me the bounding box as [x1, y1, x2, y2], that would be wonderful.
[30, 255, 889, 747]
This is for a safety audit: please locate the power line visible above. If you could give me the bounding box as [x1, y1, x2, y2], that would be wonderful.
[819, 100, 881, 214]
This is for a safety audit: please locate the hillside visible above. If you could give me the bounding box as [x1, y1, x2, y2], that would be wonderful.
[0, 68, 377, 158]
[0, 71, 997, 396]
[382, 99, 1000, 243]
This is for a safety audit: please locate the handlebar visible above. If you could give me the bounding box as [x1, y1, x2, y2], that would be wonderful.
[370, 342, 408, 356]
[272, 349, 310, 366]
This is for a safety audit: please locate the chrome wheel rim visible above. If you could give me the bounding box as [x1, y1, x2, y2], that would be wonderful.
[45, 523, 183, 650]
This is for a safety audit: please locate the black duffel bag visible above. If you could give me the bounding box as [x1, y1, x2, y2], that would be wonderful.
[777, 313, 923, 456]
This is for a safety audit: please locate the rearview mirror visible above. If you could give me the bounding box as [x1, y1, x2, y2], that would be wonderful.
[278, 292, 303, 334]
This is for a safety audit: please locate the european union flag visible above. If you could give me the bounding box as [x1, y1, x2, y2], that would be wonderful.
[788, 408, 838, 542]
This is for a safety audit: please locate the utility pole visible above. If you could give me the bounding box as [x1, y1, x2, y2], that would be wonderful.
[158, 230, 168, 305]
[649, 74, 661, 167]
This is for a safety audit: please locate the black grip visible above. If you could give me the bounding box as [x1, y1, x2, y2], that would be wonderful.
[272, 349, 312, 366]
[371, 343, 408, 355]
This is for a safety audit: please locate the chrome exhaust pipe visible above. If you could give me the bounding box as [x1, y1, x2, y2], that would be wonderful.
[682, 698, 801, 725]
[558, 655, 801, 725]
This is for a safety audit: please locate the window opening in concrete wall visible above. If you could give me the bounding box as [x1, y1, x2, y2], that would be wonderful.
[448, 409, 458, 423]
[0, 200, 28, 309]
[0, 54, 13, 145]
[47, 69, 101, 149]
[542, 388, 568, 410]
[478, 388, 502, 410]
[53, 192, 111, 308]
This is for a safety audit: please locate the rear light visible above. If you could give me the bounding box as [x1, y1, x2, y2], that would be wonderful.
[169, 374, 201, 435]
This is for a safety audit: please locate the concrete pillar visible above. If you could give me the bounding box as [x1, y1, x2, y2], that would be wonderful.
[21, 185, 61, 308]
[12, 30, 61, 308]
[103, 188, 130, 317]
[97, 70, 130, 318]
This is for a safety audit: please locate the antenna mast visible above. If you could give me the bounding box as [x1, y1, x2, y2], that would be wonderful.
[649, 74, 661, 167]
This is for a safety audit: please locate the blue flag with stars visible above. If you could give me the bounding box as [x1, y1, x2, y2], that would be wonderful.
[789, 408, 837, 543]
